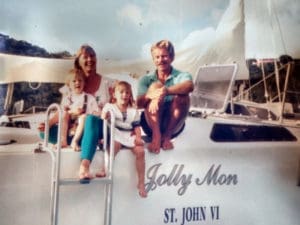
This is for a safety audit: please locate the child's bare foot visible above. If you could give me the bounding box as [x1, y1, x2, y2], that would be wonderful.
[95, 168, 106, 178]
[53, 143, 67, 150]
[137, 184, 147, 198]
[71, 140, 81, 152]
[98, 139, 104, 145]
[61, 141, 68, 148]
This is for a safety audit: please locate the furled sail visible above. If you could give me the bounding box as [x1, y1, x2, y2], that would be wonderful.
[180, 0, 248, 80]
[245, 0, 300, 59]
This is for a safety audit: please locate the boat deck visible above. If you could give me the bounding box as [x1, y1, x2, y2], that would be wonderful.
[0, 116, 300, 225]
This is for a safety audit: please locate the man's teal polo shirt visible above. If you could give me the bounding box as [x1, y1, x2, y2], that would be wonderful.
[137, 67, 193, 102]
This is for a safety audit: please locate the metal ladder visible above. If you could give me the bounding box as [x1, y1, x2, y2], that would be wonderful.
[41, 103, 115, 225]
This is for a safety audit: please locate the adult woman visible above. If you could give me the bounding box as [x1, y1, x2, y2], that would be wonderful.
[39, 45, 114, 181]
[71, 45, 115, 181]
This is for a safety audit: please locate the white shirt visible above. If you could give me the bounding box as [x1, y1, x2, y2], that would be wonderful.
[61, 92, 99, 115]
[102, 103, 140, 147]
[59, 76, 115, 110]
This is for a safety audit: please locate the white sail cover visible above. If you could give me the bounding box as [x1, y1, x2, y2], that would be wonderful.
[0, 0, 299, 83]
[0, 53, 73, 83]
[245, 0, 300, 59]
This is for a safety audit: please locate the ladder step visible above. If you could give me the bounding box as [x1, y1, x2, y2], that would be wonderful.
[59, 177, 113, 186]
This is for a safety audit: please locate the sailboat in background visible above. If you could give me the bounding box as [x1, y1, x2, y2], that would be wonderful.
[186, 0, 300, 128]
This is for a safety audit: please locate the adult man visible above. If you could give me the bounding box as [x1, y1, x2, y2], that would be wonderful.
[137, 40, 194, 153]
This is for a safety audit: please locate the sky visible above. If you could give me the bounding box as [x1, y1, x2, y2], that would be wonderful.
[1, 0, 300, 61]
[0, 0, 228, 59]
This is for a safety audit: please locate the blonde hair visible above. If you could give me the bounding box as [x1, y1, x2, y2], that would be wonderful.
[111, 81, 134, 107]
[65, 69, 86, 87]
[74, 44, 97, 71]
[151, 40, 175, 60]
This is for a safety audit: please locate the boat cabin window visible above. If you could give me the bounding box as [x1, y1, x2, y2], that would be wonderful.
[225, 103, 278, 120]
[210, 123, 297, 142]
[0, 120, 30, 129]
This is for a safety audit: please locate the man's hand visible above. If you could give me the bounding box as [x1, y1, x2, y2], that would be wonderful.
[145, 85, 166, 100]
[146, 86, 167, 113]
[148, 98, 160, 114]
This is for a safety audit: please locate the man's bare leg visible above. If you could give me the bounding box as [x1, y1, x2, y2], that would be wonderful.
[161, 95, 190, 150]
[144, 109, 161, 153]
[144, 82, 165, 153]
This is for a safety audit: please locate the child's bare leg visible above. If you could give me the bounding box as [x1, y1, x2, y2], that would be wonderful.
[95, 151, 107, 177]
[71, 114, 86, 151]
[61, 111, 69, 147]
[79, 159, 94, 179]
[96, 141, 121, 178]
[133, 145, 147, 198]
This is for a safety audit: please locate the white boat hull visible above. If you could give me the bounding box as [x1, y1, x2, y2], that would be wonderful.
[0, 116, 299, 225]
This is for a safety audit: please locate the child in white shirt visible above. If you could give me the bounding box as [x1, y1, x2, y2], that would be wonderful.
[98, 81, 147, 198]
[60, 70, 99, 150]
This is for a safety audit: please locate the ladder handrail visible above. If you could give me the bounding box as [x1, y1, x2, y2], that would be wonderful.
[40, 103, 63, 225]
[43, 103, 116, 225]
[103, 109, 116, 225]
